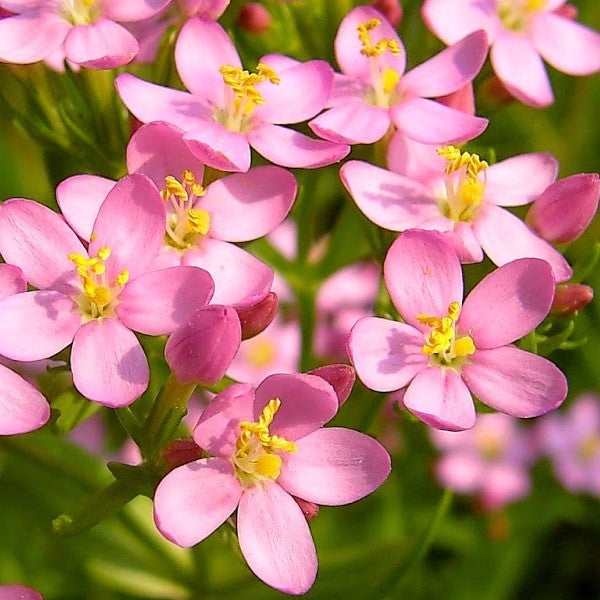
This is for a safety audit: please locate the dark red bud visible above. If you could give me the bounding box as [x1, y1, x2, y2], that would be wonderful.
[554, 4, 578, 20]
[551, 284, 593, 317]
[370, 0, 402, 27]
[308, 364, 356, 406]
[237, 3, 272, 35]
[236, 292, 278, 340]
[293, 496, 319, 522]
[160, 438, 203, 472]
[480, 74, 516, 106]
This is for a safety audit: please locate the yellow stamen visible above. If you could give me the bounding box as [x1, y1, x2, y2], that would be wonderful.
[248, 339, 276, 368]
[220, 63, 280, 108]
[357, 18, 400, 57]
[187, 209, 211, 235]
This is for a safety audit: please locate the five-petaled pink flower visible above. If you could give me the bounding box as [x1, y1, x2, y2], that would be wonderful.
[348, 229, 567, 431]
[153, 372, 391, 594]
[421, 0, 600, 107]
[0, 174, 214, 407]
[116, 16, 349, 172]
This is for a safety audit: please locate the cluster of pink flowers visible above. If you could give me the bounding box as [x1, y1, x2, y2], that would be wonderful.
[0, 0, 599, 596]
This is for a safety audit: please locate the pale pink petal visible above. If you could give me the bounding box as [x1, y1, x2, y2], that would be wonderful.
[64, 19, 138, 69]
[309, 101, 391, 145]
[462, 346, 567, 417]
[340, 160, 439, 231]
[384, 229, 463, 329]
[103, 0, 171, 22]
[459, 258, 554, 348]
[0, 290, 80, 360]
[490, 32, 553, 107]
[71, 319, 149, 407]
[481, 463, 530, 509]
[392, 97, 488, 145]
[448, 222, 484, 263]
[334, 5, 405, 81]
[438, 82, 475, 114]
[153, 457, 242, 547]
[485, 153, 558, 206]
[0, 198, 85, 292]
[126, 121, 205, 185]
[115, 73, 211, 131]
[248, 123, 350, 169]
[386, 132, 446, 181]
[404, 367, 476, 431]
[421, 0, 500, 44]
[179, 0, 230, 18]
[0, 11, 69, 63]
[0, 363, 49, 435]
[255, 373, 339, 441]
[184, 121, 251, 172]
[348, 317, 427, 392]
[0, 264, 26, 301]
[435, 452, 484, 492]
[56, 174, 116, 242]
[183, 239, 273, 306]
[175, 16, 240, 105]
[90, 174, 166, 281]
[327, 73, 366, 107]
[473, 205, 572, 282]
[117, 266, 214, 335]
[201, 167, 296, 242]
[253, 58, 332, 124]
[193, 382, 255, 456]
[401, 30, 487, 97]
[0, 585, 43, 600]
[238, 482, 317, 595]
[279, 427, 391, 505]
[532, 12, 600, 75]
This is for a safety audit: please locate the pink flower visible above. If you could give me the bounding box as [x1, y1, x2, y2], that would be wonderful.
[153, 372, 391, 594]
[536, 394, 600, 496]
[0, 0, 171, 68]
[348, 229, 567, 431]
[309, 6, 488, 146]
[0, 584, 43, 600]
[116, 17, 349, 172]
[422, 0, 600, 107]
[340, 143, 572, 282]
[0, 264, 49, 435]
[430, 413, 534, 509]
[0, 175, 214, 407]
[57, 121, 297, 307]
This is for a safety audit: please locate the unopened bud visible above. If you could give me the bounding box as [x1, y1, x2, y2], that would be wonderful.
[237, 3, 272, 34]
[308, 364, 355, 406]
[293, 496, 319, 522]
[551, 284, 593, 317]
[165, 305, 242, 385]
[554, 4, 578, 20]
[371, 0, 402, 27]
[480, 74, 516, 106]
[527, 173, 599, 244]
[160, 438, 203, 472]
[236, 292, 278, 340]
[438, 83, 475, 115]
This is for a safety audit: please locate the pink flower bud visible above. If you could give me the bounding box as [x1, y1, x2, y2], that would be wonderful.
[480, 74, 517, 106]
[165, 305, 242, 385]
[370, 0, 402, 27]
[293, 496, 320, 522]
[237, 3, 272, 34]
[308, 364, 356, 406]
[554, 4, 578, 20]
[236, 292, 278, 340]
[527, 173, 599, 244]
[159, 438, 203, 472]
[551, 284, 593, 317]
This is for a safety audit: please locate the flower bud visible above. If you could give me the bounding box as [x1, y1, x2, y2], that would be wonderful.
[527, 173, 599, 244]
[160, 438, 203, 472]
[236, 292, 278, 340]
[165, 305, 242, 385]
[551, 284, 593, 317]
[480, 74, 516, 106]
[371, 0, 402, 27]
[308, 364, 355, 406]
[293, 496, 320, 522]
[237, 3, 272, 35]
[554, 4, 578, 20]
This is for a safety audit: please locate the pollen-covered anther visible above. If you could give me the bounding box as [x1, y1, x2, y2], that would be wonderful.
[357, 18, 400, 57]
[219, 62, 280, 107]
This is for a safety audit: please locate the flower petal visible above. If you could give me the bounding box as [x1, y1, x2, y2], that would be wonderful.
[279, 427, 391, 505]
[201, 166, 296, 242]
[117, 266, 214, 335]
[0, 263, 26, 301]
[0, 291, 80, 360]
[56, 174, 116, 242]
[0, 585, 43, 600]
[348, 317, 427, 392]
[71, 319, 149, 407]
[391, 96, 488, 144]
[238, 482, 317, 595]
[153, 457, 242, 547]
[462, 346, 567, 417]
[248, 123, 350, 169]
[384, 229, 463, 328]
[403, 367, 476, 431]
[0, 363, 49, 435]
[459, 258, 554, 348]
[103, 0, 171, 22]
[0, 198, 85, 292]
[473, 204, 572, 282]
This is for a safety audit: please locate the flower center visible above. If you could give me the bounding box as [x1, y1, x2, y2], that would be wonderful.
[232, 398, 297, 487]
[215, 63, 280, 132]
[436, 145, 488, 223]
[578, 434, 600, 463]
[160, 170, 210, 250]
[247, 339, 276, 368]
[417, 301, 475, 367]
[476, 432, 504, 460]
[61, 0, 100, 25]
[496, 0, 546, 32]
[68, 246, 129, 320]
[357, 18, 402, 108]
